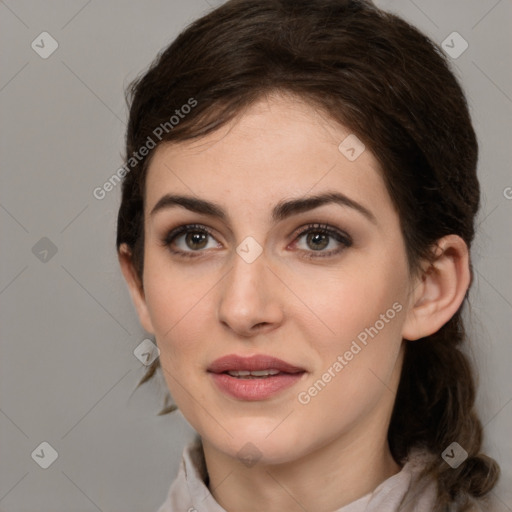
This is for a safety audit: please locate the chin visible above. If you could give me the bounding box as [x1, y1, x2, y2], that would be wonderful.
[213, 427, 305, 466]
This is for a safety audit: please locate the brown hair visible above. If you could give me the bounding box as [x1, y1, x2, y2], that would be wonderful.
[116, 0, 500, 508]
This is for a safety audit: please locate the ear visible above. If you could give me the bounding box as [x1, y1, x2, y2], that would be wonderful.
[402, 234, 470, 341]
[118, 243, 155, 334]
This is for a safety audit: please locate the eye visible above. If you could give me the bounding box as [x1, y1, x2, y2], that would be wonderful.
[161, 224, 221, 258]
[161, 222, 352, 260]
[290, 223, 352, 259]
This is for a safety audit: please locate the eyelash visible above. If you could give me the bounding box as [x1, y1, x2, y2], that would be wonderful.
[161, 223, 353, 260]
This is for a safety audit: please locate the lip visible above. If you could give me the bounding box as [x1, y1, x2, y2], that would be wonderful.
[207, 354, 307, 401]
[209, 372, 306, 401]
[207, 354, 306, 374]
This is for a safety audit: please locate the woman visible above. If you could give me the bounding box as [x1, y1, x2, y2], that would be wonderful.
[116, 0, 500, 510]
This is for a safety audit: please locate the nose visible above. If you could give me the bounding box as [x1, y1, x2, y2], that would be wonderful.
[217, 249, 284, 337]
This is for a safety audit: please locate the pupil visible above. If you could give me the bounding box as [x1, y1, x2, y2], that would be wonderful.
[186, 232, 207, 249]
[307, 232, 328, 250]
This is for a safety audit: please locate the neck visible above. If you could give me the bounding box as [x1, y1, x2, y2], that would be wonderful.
[201, 409, 401, 512]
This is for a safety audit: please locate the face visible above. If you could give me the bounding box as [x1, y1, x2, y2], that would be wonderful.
[133, 93, 416, 465]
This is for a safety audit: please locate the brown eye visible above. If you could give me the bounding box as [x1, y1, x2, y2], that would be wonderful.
[185, 231, 209, 250]
[292, 223, 353, 259]
[306, 232, 330, 251]
[162, 224, 221, 258]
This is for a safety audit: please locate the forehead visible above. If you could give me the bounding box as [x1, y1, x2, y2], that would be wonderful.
[144, 94, 394, 220]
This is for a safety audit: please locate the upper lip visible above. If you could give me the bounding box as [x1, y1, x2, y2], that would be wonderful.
[207, 354, 306, 374]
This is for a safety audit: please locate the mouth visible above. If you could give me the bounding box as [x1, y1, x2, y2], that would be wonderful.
[207, 353, 307, 375]
[221, 369, 300, 379]
[207, 354, 307, 401]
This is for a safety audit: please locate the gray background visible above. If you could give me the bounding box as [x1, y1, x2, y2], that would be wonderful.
[0, 0, 511, 511]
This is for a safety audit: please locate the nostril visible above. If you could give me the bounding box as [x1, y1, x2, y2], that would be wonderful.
[254, 322, 268, 329]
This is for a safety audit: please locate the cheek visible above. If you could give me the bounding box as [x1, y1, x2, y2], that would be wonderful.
[295, 272, 406, 425]
[292, 257, 407, 348]
[142, 257, 214, 360]
[143, 273, 211, 403]
[317, 262, 406, 377]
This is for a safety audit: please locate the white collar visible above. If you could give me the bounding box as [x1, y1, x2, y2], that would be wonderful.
[156, 437, 441, 512]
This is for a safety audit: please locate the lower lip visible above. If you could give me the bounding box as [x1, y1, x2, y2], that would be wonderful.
[209, 372, 306, 401]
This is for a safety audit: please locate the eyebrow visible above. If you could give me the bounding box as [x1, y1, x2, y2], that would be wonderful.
[149, 191, 377, 225]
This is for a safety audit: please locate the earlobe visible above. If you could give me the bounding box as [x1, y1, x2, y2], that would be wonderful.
[118, 243, 155, 334]
[401, 235, 470, 341]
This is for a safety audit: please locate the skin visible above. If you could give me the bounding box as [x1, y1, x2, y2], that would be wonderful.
[119, 92, 470, 512]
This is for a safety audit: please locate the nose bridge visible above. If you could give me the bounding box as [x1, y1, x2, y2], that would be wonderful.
[224, 247, 269, 309]
[217, 245, 283, 334]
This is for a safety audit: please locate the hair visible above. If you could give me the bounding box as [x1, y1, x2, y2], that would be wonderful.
[116, 0, 500, 509]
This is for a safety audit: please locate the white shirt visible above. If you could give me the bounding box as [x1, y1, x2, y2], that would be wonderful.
[155, 437, 494, 511]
